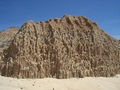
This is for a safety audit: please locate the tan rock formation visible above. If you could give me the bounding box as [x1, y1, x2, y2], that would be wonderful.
[0, 27, 19, 55]
[0, 27, 19, 74]
[1, 15, 120, 78]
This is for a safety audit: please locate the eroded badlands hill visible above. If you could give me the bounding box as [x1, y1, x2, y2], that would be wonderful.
[0, 27, 19, 50]
[0, 27, 19, 73]
[1, 15, 120, 78]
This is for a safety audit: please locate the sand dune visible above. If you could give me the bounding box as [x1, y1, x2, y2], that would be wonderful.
[0, 75, 120, 90]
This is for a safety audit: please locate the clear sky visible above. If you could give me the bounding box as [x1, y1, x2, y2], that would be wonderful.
[0, 0, 120, 39]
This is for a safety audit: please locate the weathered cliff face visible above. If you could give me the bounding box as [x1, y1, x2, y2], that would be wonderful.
[0, 27, 19, 74]
[1, 15, 120, 78]
[0, 27, 19, 55]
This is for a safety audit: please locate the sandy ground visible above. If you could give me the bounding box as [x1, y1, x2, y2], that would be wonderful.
[0, 75, 120, 90]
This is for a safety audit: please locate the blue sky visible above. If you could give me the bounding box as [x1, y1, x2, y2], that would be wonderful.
[0, 0, 120, 39]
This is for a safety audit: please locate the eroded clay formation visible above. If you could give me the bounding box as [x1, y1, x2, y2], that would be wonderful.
[1, 15, 120, 78]
[0, 27, 19, 74]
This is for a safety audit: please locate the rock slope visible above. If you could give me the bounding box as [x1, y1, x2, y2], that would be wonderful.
[0, 27, 19, 52]
[0, 27, 19, 73]
[1, 15, 120, 78]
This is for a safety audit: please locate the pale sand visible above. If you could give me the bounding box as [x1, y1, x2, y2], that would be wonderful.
[0, 75, 120, 90]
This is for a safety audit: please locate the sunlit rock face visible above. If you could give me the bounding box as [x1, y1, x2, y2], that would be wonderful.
[0, 27, 19, 74]
[1, 15, 120, 78]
